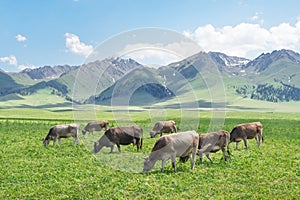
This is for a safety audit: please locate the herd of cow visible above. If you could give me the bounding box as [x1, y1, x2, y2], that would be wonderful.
[42, 120, 263, 173]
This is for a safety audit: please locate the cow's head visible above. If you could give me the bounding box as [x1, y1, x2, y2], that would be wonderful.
[42, 138, 50, 147]
[143, 156, 154, 172]
[93, 141, 101, 154]
[150, 131, 157, 138]
[82, 129, 87, 135]
[103, 120, 109, 130]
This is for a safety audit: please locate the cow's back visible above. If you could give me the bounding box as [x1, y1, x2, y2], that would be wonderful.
[105, 126, 142, 144]
[152, 131, 198, 157]
[241, 122, 262, 139]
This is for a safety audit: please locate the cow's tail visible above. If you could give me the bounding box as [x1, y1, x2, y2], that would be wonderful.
[257, 124, 263, 143]
[140, 138, 143, 150]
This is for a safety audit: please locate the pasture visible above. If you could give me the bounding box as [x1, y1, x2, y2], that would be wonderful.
[0, 111, 299, 199]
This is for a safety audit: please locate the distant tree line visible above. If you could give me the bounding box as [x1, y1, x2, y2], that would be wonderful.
[236, 83, 300, 102]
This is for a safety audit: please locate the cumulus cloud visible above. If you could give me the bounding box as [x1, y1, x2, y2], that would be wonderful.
[16, 34, 27, 42]
[183, 20, 300, 59]
[0, 55, 18, 66]
[65, 33, 94, 57]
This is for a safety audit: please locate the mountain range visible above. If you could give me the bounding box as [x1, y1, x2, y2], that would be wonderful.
[0, 49, 300, 107]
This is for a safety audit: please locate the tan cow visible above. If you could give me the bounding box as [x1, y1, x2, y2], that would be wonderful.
[150, 120, 177, 138]
[82, 120, 109, 135]
[42, 124, 79, 147]
[143, 131, 199, 173]
[197, 130, 230, 163]
[230, 122, 263, 149]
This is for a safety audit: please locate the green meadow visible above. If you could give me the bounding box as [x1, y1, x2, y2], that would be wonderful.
[0, 108, 299, 199]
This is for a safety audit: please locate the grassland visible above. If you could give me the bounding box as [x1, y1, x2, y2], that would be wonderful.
[0, 109, 299, 199]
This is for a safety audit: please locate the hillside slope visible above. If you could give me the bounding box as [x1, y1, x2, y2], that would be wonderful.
[0, 49, 300, 108]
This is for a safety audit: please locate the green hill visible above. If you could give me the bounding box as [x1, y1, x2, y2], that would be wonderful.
[0, 49, 300, 110]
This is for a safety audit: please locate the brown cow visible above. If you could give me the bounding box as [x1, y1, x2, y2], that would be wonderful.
[197, 130, 230, 163]
[82, 120, 109, 135]
[94, 125, 143, 153]
[230, 122, 263, 149]
[150, 120, 177, 138]
[143, 131, 199, 173]
[42, 124, 79, 147]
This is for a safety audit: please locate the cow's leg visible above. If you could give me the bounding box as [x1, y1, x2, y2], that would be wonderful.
[161, 159, 167, 173]
[256, 134, 262, 148]
[243, 138, 248, 149]
[73, 137, 79, 146]
[222, 147, 229, 161]
[190, 144, 198, 170]
[116, 143, 121, 152]
[110, 145, 114, 153]
[58, 138, 62, 147]
[136, 138, 142, 151]
[205, 153, 213, 163]
[255, 135, 259, 147]
[171, 154, 177, 173]
[139, 138, 142, 150]
[190, 153, 196, 170]
[199, 152, 203, 164]
[235, 142, 239, 150]
[53, 137, 57, 147]
[160, 131, 163, 137]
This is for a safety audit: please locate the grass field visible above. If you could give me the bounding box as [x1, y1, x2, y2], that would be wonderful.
[0, 110, 299, 199]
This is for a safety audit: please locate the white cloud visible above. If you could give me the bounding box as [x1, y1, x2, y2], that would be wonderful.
[65, 33, 94, 57]
[251, 13, 259, 21]
[184, 20, 300, 59]
[16, 34, 27, 42]
[0, 55, 18, 66]
[250, 12, 264, 25]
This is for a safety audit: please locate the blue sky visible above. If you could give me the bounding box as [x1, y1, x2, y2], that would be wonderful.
[1, 0, 300, 72]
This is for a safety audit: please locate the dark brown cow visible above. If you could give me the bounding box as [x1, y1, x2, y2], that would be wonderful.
[143, 131, 199, 173]
[42, 124, 79, 147]
[230, 122, 263, 149]
[150, 120, 177, 138]
[94, 125, 143, 153]
[197, 130, 230, 163]
[82, 120, 109, 135]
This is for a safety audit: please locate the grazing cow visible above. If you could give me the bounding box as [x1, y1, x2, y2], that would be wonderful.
[230, 122, 263, 149]
[197, 130, 230, 163]
[150, 120, 177, 138]
[82, 120, 109, 135]
[143, 131, 199, 173]
[94, 125, 143, 153]
[42, 124, 79, 147]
